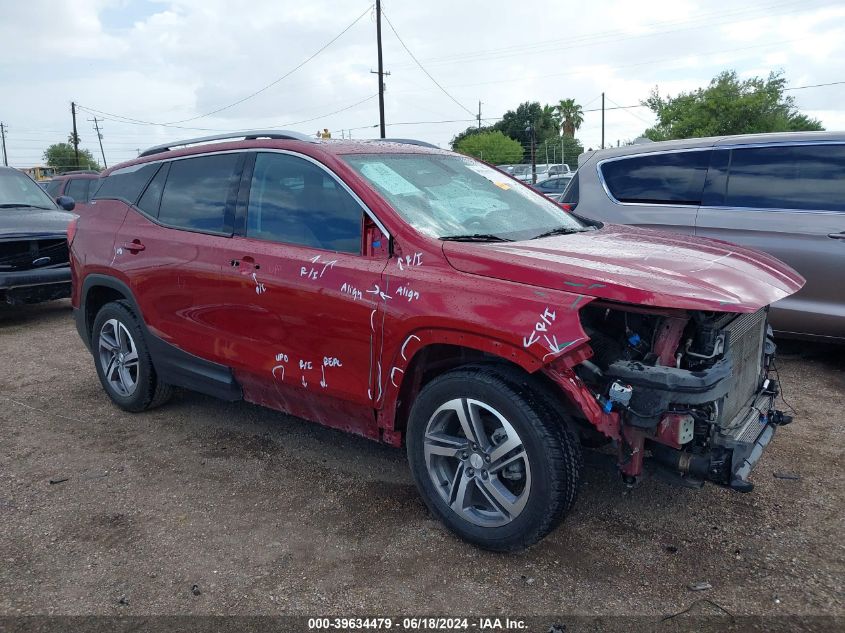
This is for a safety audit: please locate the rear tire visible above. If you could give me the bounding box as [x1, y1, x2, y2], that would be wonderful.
[406, 365, 581, 551]
[92, 301, 172, 412]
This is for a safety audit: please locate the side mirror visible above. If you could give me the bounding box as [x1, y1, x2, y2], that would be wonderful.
[56, 196, 76, 211]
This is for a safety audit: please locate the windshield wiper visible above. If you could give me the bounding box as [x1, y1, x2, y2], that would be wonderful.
[440, 233, 514, 242]
[0, 203, 53, 210]
[532, 226, 588, 240]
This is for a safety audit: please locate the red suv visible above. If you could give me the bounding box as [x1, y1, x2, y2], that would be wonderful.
[70, 131, 803, 550]
[44, 170, 101, 212]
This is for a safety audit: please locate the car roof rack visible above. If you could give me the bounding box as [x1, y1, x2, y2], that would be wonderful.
[381, 138, 440, 149]
[61, 170, 100, 176]
[138, 130, 314, 157]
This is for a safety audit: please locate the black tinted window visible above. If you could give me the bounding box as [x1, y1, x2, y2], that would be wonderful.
[44, 179, 62, 197]
[560, 172, 579, 207]
[601, 150, 710, 205]
[725, 144, 845, 212]
[137, 164, 167, 217]
[247, 153, 361, 253]
[158, 154, 239, 233]
[94, 163, 159, 204]
[65, 178, 90, 202]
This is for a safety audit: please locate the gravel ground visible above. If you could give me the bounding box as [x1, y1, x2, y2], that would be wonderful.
[0, 300, 842, 621]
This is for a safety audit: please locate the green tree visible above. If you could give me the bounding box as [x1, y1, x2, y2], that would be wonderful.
[455, 130, 523, 164]
[493, 101, 559, 151]
[43, 134, 102, 173]
[643, 70, 823, 141]
[554, 99, 584, 137]
[450, 125, 493, 149]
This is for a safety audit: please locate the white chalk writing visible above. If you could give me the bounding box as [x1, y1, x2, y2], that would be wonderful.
[340, 282, 363, 301]
[396, 285, 420, 303]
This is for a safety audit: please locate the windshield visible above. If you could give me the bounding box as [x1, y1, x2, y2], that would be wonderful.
[0, 169, 56, 210]
[343, 154, 586, 241]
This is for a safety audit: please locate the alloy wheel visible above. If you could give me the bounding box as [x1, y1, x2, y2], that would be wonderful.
[423, 398, 531, 527]
[97, 318, 140, 397]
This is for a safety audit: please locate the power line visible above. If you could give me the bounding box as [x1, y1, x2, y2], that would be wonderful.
[385, 33, 817, 97]
[164, 3, 373, 124]
[785, 80, 845, 91]
[387, 0, 817, 71]
[78, 4, 373, 128]
[380, 8, 475, 117]
[77, 93, 378, 134]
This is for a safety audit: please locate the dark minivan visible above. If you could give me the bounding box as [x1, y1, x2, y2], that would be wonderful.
[565, 132, 845, 342]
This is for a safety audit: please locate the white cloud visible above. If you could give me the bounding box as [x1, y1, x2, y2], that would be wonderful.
[1, 0, 844, 167]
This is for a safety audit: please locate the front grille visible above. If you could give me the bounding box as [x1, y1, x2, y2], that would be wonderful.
[719, 309, 767, 426]
[0, 239, 69, 272]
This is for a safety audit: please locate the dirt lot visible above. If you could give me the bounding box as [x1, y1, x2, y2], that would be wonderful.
[0, 300, 842, 621]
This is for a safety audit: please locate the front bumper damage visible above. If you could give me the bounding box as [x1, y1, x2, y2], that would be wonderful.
[0, 267, 72, 305]
[605, 328, 790, 492]
[552, 306, 793, 493]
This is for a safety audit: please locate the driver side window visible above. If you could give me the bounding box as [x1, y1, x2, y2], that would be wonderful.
[247, 153, 362, 254]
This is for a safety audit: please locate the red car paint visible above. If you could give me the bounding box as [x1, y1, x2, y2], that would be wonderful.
[70, 138, 804, 470]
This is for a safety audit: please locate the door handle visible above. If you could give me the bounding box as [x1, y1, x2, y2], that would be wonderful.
[828, 232, 845, 240]
[122, 240, 145, 253]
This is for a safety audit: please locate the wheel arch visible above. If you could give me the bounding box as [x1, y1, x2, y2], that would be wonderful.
[79, 274, 140, 349]
[376, 329, 576, 446]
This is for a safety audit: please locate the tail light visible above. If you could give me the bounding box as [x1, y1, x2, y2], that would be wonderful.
[67, 216, 79, 247]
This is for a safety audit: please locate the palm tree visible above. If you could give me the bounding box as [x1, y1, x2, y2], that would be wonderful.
[555, 99, 584, 138]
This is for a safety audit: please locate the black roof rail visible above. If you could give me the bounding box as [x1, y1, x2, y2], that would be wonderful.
[381, 138, 440, 149]
[60, 170, 100, 176]
[139, 129, 314, 158]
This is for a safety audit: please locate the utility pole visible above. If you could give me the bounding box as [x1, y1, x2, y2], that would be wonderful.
[601, 92, 605, 150]
[527, 121, 537, 184]
[0, 122, 7, 167]
[375, 0, 386, 138]
[90, 117, 107, 169]
[477, 100, 482, 129]
[71, 101, 80, 169]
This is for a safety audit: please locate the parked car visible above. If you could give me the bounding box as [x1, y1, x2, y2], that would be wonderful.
[70, 130, 802, 550]
[532, 175, 572, 197]
[0, 166, 76, 305]
[563, 132, 845, 341]
[511, 164, 533, 183]
[547, 164, 573, 177]
[44, 170, 101, 212]
[534, 163, 571, 181]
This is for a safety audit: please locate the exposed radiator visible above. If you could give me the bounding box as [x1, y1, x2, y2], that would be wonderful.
[720, 308, 767, 426]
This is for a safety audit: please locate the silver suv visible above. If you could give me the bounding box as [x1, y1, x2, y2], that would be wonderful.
[563, 132, 845, 342]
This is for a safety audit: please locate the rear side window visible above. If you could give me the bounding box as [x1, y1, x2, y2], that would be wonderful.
[158, 154, 240, 234]
[246, 152, 362, 253]
[44, 179, 62, 197]
[65, 178, 90, 203]
[94, 163, 159, 204]
[725, 144, 845, 212]
[601, 150, 710, 205]
[560, 173, 579, 208]
[136, 164, 168, 217]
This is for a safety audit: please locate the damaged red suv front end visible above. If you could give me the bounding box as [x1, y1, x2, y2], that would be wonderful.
[444, 223, 804, 492]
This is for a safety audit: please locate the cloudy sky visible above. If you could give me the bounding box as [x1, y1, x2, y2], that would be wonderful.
[2, 0, 844, 168]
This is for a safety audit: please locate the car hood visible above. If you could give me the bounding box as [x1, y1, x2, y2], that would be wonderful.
[442, 224, 805, 312]
[0, 207, 75, 240]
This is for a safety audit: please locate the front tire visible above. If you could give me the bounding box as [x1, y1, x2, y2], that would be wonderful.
[406, 365, 581, 551]
[92, 301, 172, 412]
